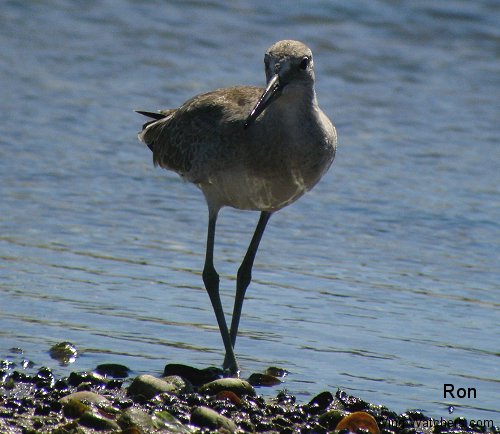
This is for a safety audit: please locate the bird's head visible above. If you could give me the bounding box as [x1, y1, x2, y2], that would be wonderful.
[245, 40, 315, 129]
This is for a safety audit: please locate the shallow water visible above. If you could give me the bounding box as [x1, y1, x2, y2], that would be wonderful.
[1, 0, 499, 422]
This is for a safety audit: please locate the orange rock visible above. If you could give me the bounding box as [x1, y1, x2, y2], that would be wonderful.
[215, 390, 242, 406]
[335, 411, 380, 434]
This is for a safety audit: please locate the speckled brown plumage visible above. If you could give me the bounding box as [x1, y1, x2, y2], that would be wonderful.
[140, 87, 264, 181]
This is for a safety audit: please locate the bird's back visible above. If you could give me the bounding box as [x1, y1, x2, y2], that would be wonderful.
[138, 84, 335, 212]
[139, 86, 264, 182]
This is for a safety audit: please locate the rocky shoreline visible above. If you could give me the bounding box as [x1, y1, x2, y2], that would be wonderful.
[0, 360, 497, 433]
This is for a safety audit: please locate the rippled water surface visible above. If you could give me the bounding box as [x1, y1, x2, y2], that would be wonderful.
[1, 0, 499, 421]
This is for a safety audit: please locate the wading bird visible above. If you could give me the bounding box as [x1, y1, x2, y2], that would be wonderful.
[137, 40, 336, 376]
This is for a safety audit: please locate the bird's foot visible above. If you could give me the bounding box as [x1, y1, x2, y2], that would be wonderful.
[222, 354, 240, 378]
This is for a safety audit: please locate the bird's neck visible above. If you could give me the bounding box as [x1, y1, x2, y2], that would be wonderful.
[281, 83, 317, 106]
[268, 85, 319, 127]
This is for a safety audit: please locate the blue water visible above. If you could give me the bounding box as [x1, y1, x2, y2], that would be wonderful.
[1, 0, 499, 422]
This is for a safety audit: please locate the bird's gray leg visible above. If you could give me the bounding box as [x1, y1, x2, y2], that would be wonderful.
[202, 208, 239, 377]
[229, 211, 272, 348]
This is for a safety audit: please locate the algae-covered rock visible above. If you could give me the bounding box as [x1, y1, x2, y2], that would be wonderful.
[160, 374, 193, 394]
[59, 391, 110, 419]
[68, 371, 108, 388]
[119, 407, 192, 433]
[153, 410, 193, 433]
[318, 409, 347, 430]
[163, 363, 222, 386]
[118, 407, 155, 431]
[79, 409, 121, 431]
[248, 372, 282, 386]
[198, 377, 256, 397]
[128, 374, 185, 399]
[60, 391, 110, 406]
[49, 342, 78, 365]
[190, 406, 237, 433]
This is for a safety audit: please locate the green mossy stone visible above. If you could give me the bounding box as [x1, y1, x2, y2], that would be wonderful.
[59, 391, 110, 419]
[79, 410, 121, 431]
[318, 409, 348, 430]
[118, 407, 155, 430]
[160, 375, 193, 394]
[198, 378, 256, 397]
[127, 374, 184, 399]
[60, 391, 111, 406]
[190, 406, 237, 433]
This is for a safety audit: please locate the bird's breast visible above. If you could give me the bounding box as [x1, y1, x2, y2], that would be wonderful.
[196, 98, 336, 212]
[199, 139, 333, 212]
[200, 168, 308, 212]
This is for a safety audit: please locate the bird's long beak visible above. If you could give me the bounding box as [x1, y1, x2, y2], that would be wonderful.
[244, 73, 281, 129]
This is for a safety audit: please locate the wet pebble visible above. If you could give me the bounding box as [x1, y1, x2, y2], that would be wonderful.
[48, 341, 78, 365]
[318, 408, 349, 430]
[190, 405, 237, 433]
[10, 370, 30, 383]
[307, 390, 335, 416]
[163, 363, 222, 386]
[337, 388, 370, 411]
[336, 411, 381, 434]
[68, 371, 108, 388]
[0, 359, 496, 434]
[276, 390, 296, 405]
[127, 374, 187, 399]
[248, 372, 282, 386]
[1, 360, 15, 369]
[118, 407, 155, 431]
[264, 366, 289, 377]
[95, 363, 131, 378]
[32, 369, 55, 390]
[215, 390, 242, 406]
[60, 390, 111, 406]
[199, 377, 256, 397]
[153, 409, 194, 433]
[79, 409, 121, 431]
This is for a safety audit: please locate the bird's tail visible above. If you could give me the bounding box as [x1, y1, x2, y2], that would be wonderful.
[135, 109, 174, 151]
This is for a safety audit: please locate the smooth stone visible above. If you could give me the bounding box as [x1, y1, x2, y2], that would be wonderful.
[49, 342, 78, 364]
[160, 375, 193, 394]
[198, 378, 256, 397]
[95, 363, 131, 378]
[247, 372, 282, 387]
[119, 407, 193, 433]
[76, 382, 93, 392]
[215, 390, 242, 406]
[60, 391, 110, 406]
[60, 391, 111, 419]
[61, 399, 90, 419]
[79, 410, 121, 431]
[318, 409, 348, 430]
[118, 407, 155, 431]
[335, 411, 380, 434]
[190, 406, 237, 433]
[68, 371, 108, 387]
[153, 410, 193, 433]
[163, 363, 222, 386]
[336, 389, 369, 411]
[127, 374, 185, 399]
[307, 391, 334, 414]
[263, 366, 289, 377]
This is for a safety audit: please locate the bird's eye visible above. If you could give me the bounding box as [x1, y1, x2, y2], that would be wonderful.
[299, 56, 310, 70]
